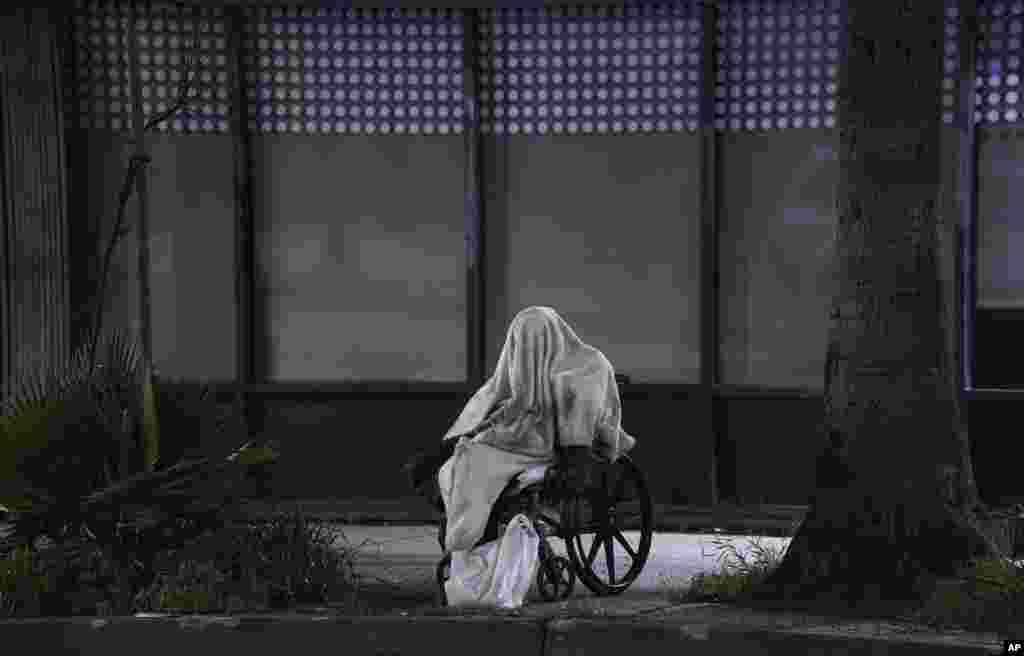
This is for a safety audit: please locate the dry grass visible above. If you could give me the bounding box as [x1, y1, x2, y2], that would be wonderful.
[657, 531, 792, 605]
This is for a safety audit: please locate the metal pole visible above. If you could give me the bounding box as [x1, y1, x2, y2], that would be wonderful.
[959, 0, 978, 391]
[954, 0, 981, 509]
[228, 5, 258, 436]
[462, 9, 486, 386]
[699, 0, 721, 506]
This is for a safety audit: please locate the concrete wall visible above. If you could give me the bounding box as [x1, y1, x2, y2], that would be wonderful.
[970, 396, 1024, 504]
[148, 136, 238, 380]
[974, 309, 1024, 387]
[718, 395, 1020, 507]
[484, 134, 702, 384]
[64, 122, 1024, 507]
[72, 131, 708, 385]
[256, 392, 712, 505]
[65, 129, 716, 504]
[260, 396, 468, 499]
[251, 135, 467, 382]
[67, 132, 237, 380]
[719, 129, 838, 391]
[222, 391, 1012, 507]
[978, 126, 1024, 310]
[68, 132, 468, 383]
[622, 394, 712, 505]
[719, 397, 820, 505]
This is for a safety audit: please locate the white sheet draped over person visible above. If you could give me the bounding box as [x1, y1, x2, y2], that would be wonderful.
[437, 307, 636, 606]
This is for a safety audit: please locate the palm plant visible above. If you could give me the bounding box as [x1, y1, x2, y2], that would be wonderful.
[0, 327, 152, 533]
[0, 318, 280, 610]
[0, 344, 280, 616]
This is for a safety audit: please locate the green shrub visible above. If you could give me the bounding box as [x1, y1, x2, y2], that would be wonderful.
[131, 510, 364, 615]
[135, 558, 227, 614]
[0, 544, 52, 616]
[911, 557, 1024, 633]
[248, 508, 361, 605]
[663, 533, 790, 604]
[967, 556, 1024, 602]
[148, 377, 251, 470]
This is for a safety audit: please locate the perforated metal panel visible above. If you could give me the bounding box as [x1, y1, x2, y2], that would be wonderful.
[714, 0, 842, 131]
[478, 4, 704, 136]
[943, 0, 963, 125]
[72, 0, 231, 133]
[68, 1, 985, 135]
[242, 7, 465, 135]
[976, 0, 1024, 125]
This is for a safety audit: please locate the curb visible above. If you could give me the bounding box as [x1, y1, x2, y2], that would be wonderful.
[0, 613, 1005, 656]
[545, 618, 1005, 656]
[0, 614, 545, 656]
[544, 618, 717, 656]
[707, 624, 1004, 656]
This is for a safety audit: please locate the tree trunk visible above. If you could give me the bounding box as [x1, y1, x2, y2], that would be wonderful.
[751, 1, 1001, 608]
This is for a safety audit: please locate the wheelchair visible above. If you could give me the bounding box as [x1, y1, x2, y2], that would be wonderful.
[434, 452, 653, 604]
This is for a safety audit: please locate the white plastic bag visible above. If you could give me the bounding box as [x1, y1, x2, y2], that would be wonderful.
[444, 513, 540, 609]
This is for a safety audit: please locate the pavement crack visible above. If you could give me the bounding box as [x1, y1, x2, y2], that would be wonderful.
[625, 606, 680, 618]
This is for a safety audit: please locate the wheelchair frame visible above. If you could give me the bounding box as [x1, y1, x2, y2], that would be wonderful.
[435, 454, 653, 604]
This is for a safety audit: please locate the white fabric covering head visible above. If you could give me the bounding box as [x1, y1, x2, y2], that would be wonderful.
[443, 306, 635, 462]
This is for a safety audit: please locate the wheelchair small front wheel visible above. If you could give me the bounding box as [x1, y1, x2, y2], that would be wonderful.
[537, 555, 575, 602]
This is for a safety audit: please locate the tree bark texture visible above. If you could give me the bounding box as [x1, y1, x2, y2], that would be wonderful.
[755, 1, 999, 606]
[0, 5, 71, 402]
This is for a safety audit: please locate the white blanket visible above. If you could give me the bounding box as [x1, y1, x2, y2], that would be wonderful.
[443, 513, 540, 609]
[438, 438, 551, 555]
[436, 307, 636, 606]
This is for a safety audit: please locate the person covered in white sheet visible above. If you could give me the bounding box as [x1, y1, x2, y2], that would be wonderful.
[436, 305, 637, 555]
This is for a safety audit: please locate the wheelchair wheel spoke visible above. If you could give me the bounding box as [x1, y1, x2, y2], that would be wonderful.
[603, 535, 616, 584]
[612, 529, 637, 561]
[585, 534, 602, 568]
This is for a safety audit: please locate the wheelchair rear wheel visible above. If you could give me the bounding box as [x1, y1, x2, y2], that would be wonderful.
[563, 454, 653, 596]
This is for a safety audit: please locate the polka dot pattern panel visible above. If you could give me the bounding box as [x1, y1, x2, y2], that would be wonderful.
[72, 0, 232, 134]
[944, 0, 964, 126]
[477, 3, 705, 136]
[242, 6, 465, 136]
[976, 0, 1024, 125]
[68, 1, 978, 135]
[715, 0, 843, 131]
[70, 2, 466, 136]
